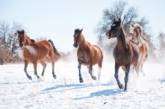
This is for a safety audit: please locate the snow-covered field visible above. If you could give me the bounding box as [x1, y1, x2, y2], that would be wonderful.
[0, 58, 165, 109]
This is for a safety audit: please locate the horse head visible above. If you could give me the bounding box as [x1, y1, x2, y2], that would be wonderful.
[73, 28, 83, 48]
[17, 30, 35, 47]
[106, 18, 121, 39]
[129, 23, 143, 44]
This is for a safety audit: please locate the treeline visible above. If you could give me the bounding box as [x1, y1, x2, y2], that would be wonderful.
[0, 1, 165, 64]
[0, 22, 22, 64]
[96, 1, 165, 61]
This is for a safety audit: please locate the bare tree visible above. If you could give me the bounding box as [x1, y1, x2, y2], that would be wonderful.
[96, 1, 150, 51]
[0, 22, 10, 44]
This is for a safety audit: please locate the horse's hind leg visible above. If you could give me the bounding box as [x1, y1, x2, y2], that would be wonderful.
[78, 63, 83, 83]
[33, 62, 40, 79]
[115, 63, 123, 89]
[52, 61, 56, 79]
[89, 65, 96, 80]
[98, 61, 102, 80]
[24, 61, 32, 80]
[41, 62, 47, 76]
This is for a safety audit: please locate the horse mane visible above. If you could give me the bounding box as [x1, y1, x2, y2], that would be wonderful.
[120, 26, 129, 49]
[132, 23, 143, 36]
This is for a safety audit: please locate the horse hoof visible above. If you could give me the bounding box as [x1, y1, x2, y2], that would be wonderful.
[53, 75, 56, 79]
[92, 76, 97, 80]
[27, 75, 32, 80]
[119, 84, 124, 89]
[124, 88, 127, 91]
[79, 79, 83, 83]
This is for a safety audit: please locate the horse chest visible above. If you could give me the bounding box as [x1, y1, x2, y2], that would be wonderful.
[113, 47, 132, 65]
[77, 49, 90, 64]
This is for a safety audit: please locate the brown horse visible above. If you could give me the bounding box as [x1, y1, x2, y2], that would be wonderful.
[129, 23, 149, 73]
[17, 30, 60, 80]
[106, 18, 140, 91]
[73, 29, 103, 83]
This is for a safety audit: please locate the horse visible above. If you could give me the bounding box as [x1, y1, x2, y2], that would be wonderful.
[106, 18, 140, 91]
[17, 30, 60, 80]
[73, 29, 103, 83]
[129, 23, 149, 74]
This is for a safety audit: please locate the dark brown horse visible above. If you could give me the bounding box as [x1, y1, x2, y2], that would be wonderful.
[17, 30, 60, 80]
[129, 23, 149, 73]
[106, 19, 139, 91]
[73, 29, 103, 83]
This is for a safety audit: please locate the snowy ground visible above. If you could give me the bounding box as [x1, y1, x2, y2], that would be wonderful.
[0, 58, 165, 109]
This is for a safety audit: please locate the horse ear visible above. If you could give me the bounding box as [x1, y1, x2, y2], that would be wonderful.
[17, 30, 20, 34]
[118, 18, 121, 23]
[113, 18, 116, 22]
[31, 39, 35, 43]
[21, 30, 24, 34]
[80, 29, 83, 32]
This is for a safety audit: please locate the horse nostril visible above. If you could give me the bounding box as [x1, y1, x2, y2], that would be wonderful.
[73, 43, 77, 48]
[20, 43, 23, 47]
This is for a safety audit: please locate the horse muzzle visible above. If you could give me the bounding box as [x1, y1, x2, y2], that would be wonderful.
[19, 43, 23, 48]
[73, 43, 78, 48]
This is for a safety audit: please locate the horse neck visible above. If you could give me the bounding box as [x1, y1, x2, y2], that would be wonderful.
[117, 27, 128, 49]
[78, 34, 86, 48]
[25, 35, 34, 45]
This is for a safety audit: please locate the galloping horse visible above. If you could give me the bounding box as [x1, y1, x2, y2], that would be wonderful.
[17, 30, 60, 80]
[106, 18, 139, 91]
[129, 23, 149, 73]
[73, 29, 103, 83]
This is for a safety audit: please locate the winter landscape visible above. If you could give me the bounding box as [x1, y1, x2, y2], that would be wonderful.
[0, 56, 165, 109]
[1, 0, 165, 109]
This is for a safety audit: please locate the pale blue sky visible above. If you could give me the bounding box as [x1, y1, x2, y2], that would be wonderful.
[1, 0, 165, 52]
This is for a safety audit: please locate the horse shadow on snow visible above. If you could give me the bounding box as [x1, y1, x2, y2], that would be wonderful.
[74, 88, 122, 100]
[41, 83, 122, 99]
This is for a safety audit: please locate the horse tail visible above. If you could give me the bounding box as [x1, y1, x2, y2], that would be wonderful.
[48, 40, 60, 56]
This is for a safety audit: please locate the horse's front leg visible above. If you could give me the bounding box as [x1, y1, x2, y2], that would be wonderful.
[124, 64, 130, 91]
[24, 60, 32, 80]
[115, 63, 123, 89]
[52, 61, 56, 79]
[33, 62, 40, 79]
[89, 65, 96, 80]
[78, 63, 83, 83]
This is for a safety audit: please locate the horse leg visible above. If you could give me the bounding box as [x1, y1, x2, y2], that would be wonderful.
[89, 65, 96, 80]
[33, 62, 40, 79]
[41, 62, 47, 76]
[52, 61, 56, 79]
[124, 65, 130, 91]
[98, 62, 102, 80]
[115, 63, 123, 89]
[24, 60, 32, 80]
[78, 63, 83, 83]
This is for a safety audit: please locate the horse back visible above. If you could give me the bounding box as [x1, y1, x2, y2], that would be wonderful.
[23, 40, 54, 62]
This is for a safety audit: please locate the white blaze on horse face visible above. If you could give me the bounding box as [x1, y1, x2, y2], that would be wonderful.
[25, 46, 37, 55]
[129, 25, 134, 34]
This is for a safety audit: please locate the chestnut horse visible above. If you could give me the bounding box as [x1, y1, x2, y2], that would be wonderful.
[106, 18, 139, 91]
[73, 29, 103, 83]
[17, 30, 60, 80]
[129, 23, 149, 74]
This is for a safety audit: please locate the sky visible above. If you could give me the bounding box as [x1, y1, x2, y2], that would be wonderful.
[0, 0, 165, 52]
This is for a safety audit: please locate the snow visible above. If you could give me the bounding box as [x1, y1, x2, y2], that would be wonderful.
[0, 59, 165, 109]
